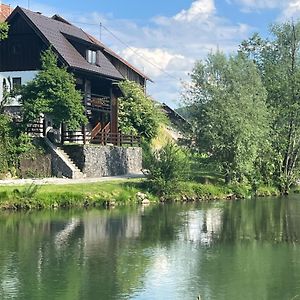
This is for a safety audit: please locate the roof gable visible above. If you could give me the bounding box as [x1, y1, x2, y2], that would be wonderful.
[8, 7, 124, 80]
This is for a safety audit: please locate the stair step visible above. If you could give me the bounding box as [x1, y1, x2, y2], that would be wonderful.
[45, 137, 84, 179]
[57, 148, 83, 174]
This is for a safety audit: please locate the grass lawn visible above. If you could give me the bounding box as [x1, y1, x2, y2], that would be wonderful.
[0, 179, 141, 194]
[0, 179, 157, 210]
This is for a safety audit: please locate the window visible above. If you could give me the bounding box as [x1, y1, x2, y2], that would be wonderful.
[87, 50, 97, 64]
[12, 77, 21, 90]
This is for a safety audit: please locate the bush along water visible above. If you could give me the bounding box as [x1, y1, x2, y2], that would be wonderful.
[143, 142, 190, 199]
[142, 142, 280, 202]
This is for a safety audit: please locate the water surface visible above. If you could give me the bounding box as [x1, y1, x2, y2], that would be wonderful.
[1, 196, 300, 299]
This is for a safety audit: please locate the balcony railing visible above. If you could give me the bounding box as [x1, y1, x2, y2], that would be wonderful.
[91, 132, 141, 147]
[62, 130, 141, 147]
[85, 94, 111, 112]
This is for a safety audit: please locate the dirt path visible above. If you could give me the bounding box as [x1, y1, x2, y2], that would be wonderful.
[0, 173, 144, 186]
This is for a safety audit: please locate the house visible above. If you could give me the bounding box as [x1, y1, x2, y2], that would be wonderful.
[0, 6, 150, 144]
[150, 103, 192, 148]
[0, 6, 150, 178]
[161, 103, 191, 133]
[0, 3, 12, 22]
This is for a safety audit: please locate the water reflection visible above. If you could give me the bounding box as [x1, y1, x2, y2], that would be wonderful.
[1, 197, 300, 299]
[180, 208, 223, 245]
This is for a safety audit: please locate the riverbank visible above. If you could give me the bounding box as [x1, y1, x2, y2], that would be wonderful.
[0, 176, 281, 210]
[0, 178, 155, 210]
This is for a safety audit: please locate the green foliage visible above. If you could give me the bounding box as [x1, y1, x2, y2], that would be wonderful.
[0, 22, 9, 40]
[118, 80, 166, 141]
[13, 184, 40, 201]
[144, 142, 189, 196]
[21, 48, 87, 130]
[255, 186, 279, 197]
[185, 52, 269, 183]
[192, 183, 229, 198]
[0, 114, 39, 176]
[240, 21, 300, 192]
[0, 116, 16, 174]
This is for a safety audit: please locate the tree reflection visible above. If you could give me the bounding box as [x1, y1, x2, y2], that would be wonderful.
[219, 196, 300, 244]
[0, 205, 189, 300]
[2, 197, 300, 300]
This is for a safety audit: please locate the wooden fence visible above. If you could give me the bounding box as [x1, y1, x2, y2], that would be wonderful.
[63, 131, 141, 146]
[92, 132, 141, 147]
[16, 120, 141, 147]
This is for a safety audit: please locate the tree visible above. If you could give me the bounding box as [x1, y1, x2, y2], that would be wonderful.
[0, 22, 9, 40]
[21, 48, 87, 130]
[240, 22, 300, 192]
[118, 80, 165, 141]
[185, 52, 269, 183]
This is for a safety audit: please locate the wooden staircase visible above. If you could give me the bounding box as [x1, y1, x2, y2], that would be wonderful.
[91, 122, 110, 143]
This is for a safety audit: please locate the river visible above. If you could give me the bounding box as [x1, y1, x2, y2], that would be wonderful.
[1, 195, 300, 299]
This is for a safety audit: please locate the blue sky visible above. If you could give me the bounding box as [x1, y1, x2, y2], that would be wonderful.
[6, 0, 300, 107]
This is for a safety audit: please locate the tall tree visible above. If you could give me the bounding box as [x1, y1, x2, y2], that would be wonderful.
[21, 48, 87, 130]
[118, 80, 165, 141]
[185, 52, 269, 183]
[240, 22, 300, 192]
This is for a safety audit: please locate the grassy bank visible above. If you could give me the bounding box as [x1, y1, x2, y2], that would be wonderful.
[0, 179, 158, 210]
[0, 177, 281, 211]
[159, 181, 280, 202]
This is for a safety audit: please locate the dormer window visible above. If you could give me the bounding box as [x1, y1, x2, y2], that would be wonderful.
[87, 50, 97, 64]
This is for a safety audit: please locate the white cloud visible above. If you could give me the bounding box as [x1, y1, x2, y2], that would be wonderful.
[73, 1, 252, 107]
[230, 0, 300, 20]
[282, 0, 300, 19]
[230, 0, 283, 10]
[174, 0, 215, 22]
[229, 0, 300, 15]
[121, 47, 185, 77]
[7, 0, 253, 107]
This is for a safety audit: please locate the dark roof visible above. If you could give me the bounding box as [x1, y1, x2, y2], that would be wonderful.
[51, 14, 72, 25]
[161, 103, 191, 128]
[8, 7, 124, 80]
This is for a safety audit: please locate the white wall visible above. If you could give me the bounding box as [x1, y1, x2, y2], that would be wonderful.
[0, 71, 39, 106]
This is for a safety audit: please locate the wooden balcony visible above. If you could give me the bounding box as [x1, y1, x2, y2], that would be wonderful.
[85, 94, 111, 113]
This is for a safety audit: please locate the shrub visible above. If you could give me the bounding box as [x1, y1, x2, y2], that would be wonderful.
[144, 142, 189, 196]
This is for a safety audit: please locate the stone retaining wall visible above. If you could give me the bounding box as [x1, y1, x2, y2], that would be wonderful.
[19, 153, 51, 178]
[63, 145, 142, 177]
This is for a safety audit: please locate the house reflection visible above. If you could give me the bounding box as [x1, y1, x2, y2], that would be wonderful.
[83, 210, 142, 248]
[181, 208, 223, 245]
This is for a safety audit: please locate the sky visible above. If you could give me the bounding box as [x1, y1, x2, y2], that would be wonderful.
[4, 0, 300, 107]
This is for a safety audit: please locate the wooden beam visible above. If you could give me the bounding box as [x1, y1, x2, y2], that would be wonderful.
[110, 84, 118, 134]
